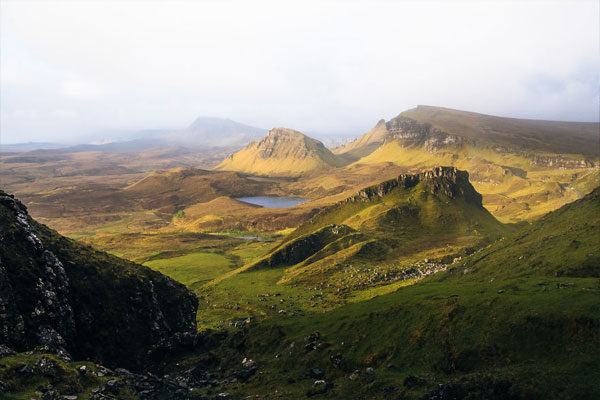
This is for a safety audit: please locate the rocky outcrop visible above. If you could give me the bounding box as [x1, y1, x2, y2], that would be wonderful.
[0, 191, 198, 370]
[385, 116, 465, 152]
[250, 224, 354, 270]
[529, 155, 595, 169]
[346, 167, 482, 206]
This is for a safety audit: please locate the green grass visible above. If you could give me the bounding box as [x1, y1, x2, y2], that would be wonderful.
[0, 353, 137, 400]
[144, 251, 237, 287]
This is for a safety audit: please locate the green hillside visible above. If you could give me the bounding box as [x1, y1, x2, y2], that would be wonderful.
[185, 184, 600, 399]
[246, 167, 509, 287]
[332, 106, 599, 223]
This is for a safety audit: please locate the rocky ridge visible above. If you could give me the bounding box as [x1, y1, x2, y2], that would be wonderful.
[0, 190, 198, 370]
[346, 166, 482, 205]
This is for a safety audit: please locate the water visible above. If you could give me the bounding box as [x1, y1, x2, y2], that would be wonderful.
[236, 196, 307, 208]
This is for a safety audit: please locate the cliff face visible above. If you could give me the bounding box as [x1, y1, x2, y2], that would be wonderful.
[0, 191, 198, 370]
[347, 166, 482, 206]
[335, 115, 465, 157]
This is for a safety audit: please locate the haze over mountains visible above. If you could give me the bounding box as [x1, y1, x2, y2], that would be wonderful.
[0, 117, 267, 153]
[1, 104, 599, 398]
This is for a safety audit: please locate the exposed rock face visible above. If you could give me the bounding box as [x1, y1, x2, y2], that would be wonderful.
[0, 191, 198, 370]
[347, 166, 482, 206]
[529, 156, 595, 169]
[336, 115, 465, 156]
[385, 116, 465, 152]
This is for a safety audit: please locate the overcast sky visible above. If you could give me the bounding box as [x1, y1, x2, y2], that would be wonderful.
[1, 0, 598, 144]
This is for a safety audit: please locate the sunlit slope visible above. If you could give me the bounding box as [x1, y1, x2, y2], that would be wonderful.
[445, 185, 600, 280]
[215, 127, 346, 176]
[335, 106, 599, 222]
[246, 167, 509, 286]
[402, 105, 599, 155]
[196, 180, 600, 399]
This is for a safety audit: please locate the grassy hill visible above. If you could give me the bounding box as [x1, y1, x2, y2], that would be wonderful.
[244, 167, 509, 288]
[182, 184, 600, 399]
[332, 106, 599, 223]
[215, 127, 346, 176]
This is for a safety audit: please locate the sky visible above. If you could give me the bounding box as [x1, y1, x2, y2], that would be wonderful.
[1, 0, 599, 144]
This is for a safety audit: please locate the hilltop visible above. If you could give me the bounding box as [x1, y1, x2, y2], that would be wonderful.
[246, 167, 509, 287]
[336, 105, 600, 159]
[215, 127, 346, 176]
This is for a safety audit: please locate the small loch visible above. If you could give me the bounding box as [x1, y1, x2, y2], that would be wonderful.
[236, 196, 307, 208]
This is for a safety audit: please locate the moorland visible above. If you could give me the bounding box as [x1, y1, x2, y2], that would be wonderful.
[1, 106, 599, 399]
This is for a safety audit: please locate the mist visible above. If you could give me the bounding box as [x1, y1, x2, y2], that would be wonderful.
[1, 0, 598, 144]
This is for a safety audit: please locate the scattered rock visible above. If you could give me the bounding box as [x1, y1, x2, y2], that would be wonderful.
[310, 367, 324, 379]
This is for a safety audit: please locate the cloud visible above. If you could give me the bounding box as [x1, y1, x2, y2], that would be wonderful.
[1, 0, 598, 143]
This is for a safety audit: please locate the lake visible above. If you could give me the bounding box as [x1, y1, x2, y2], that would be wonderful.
[236, 196, 307, 208]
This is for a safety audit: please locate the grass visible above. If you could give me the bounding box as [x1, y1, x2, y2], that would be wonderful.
[143, 251, 237, 287]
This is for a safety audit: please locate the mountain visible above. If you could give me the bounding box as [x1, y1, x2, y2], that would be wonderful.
[162, 117, 265, 147]
[333, 106, 600, 222]
[336, 105, 600, 160]
[246, 167, 509, 286]
[0, 190, 198, 370]
[215, 127, 346, 176]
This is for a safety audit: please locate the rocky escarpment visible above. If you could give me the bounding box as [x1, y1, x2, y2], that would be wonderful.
[347, 166, 482, 205]
[0, 191, 198, 370]
[385, 116, 466, 152]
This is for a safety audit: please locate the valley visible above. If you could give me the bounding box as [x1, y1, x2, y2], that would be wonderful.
[1, 106, 599, 399]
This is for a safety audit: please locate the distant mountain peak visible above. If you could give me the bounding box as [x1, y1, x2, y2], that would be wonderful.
[215, 127, 345, 176]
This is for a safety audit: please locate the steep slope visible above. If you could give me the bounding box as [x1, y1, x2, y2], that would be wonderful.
[189, 182, 600, 399]
[447, 185, 600, 280]
[335, 106, 599, 222]
[247, 167, 509, 287]
[215, 127, 345, 176]
[0, 191, 198, 370]
[337, 105, 599, 159]
[162, 117, 266, 147]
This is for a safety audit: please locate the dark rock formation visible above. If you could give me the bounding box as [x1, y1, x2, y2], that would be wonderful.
[0, 191, 198, 370]
[347, 166, 482, 206]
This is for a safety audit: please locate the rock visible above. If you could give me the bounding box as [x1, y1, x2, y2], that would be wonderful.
[62, 396, 78, 400]
[0, 344, 16, 357]
[310, 367, 324, 379]
[0, 190, 199, 370]
[17, 364, 33, 376]
[35, 356, 59, 377]
[365, 367, 374, 375]
[77, 365, 87, 375]
[307, 379, 331, 396]
[330, 354, 342, 368]
[349, 369, 360, 380]
[242, 358, 256, 369]
[217, 393, 230, 398]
